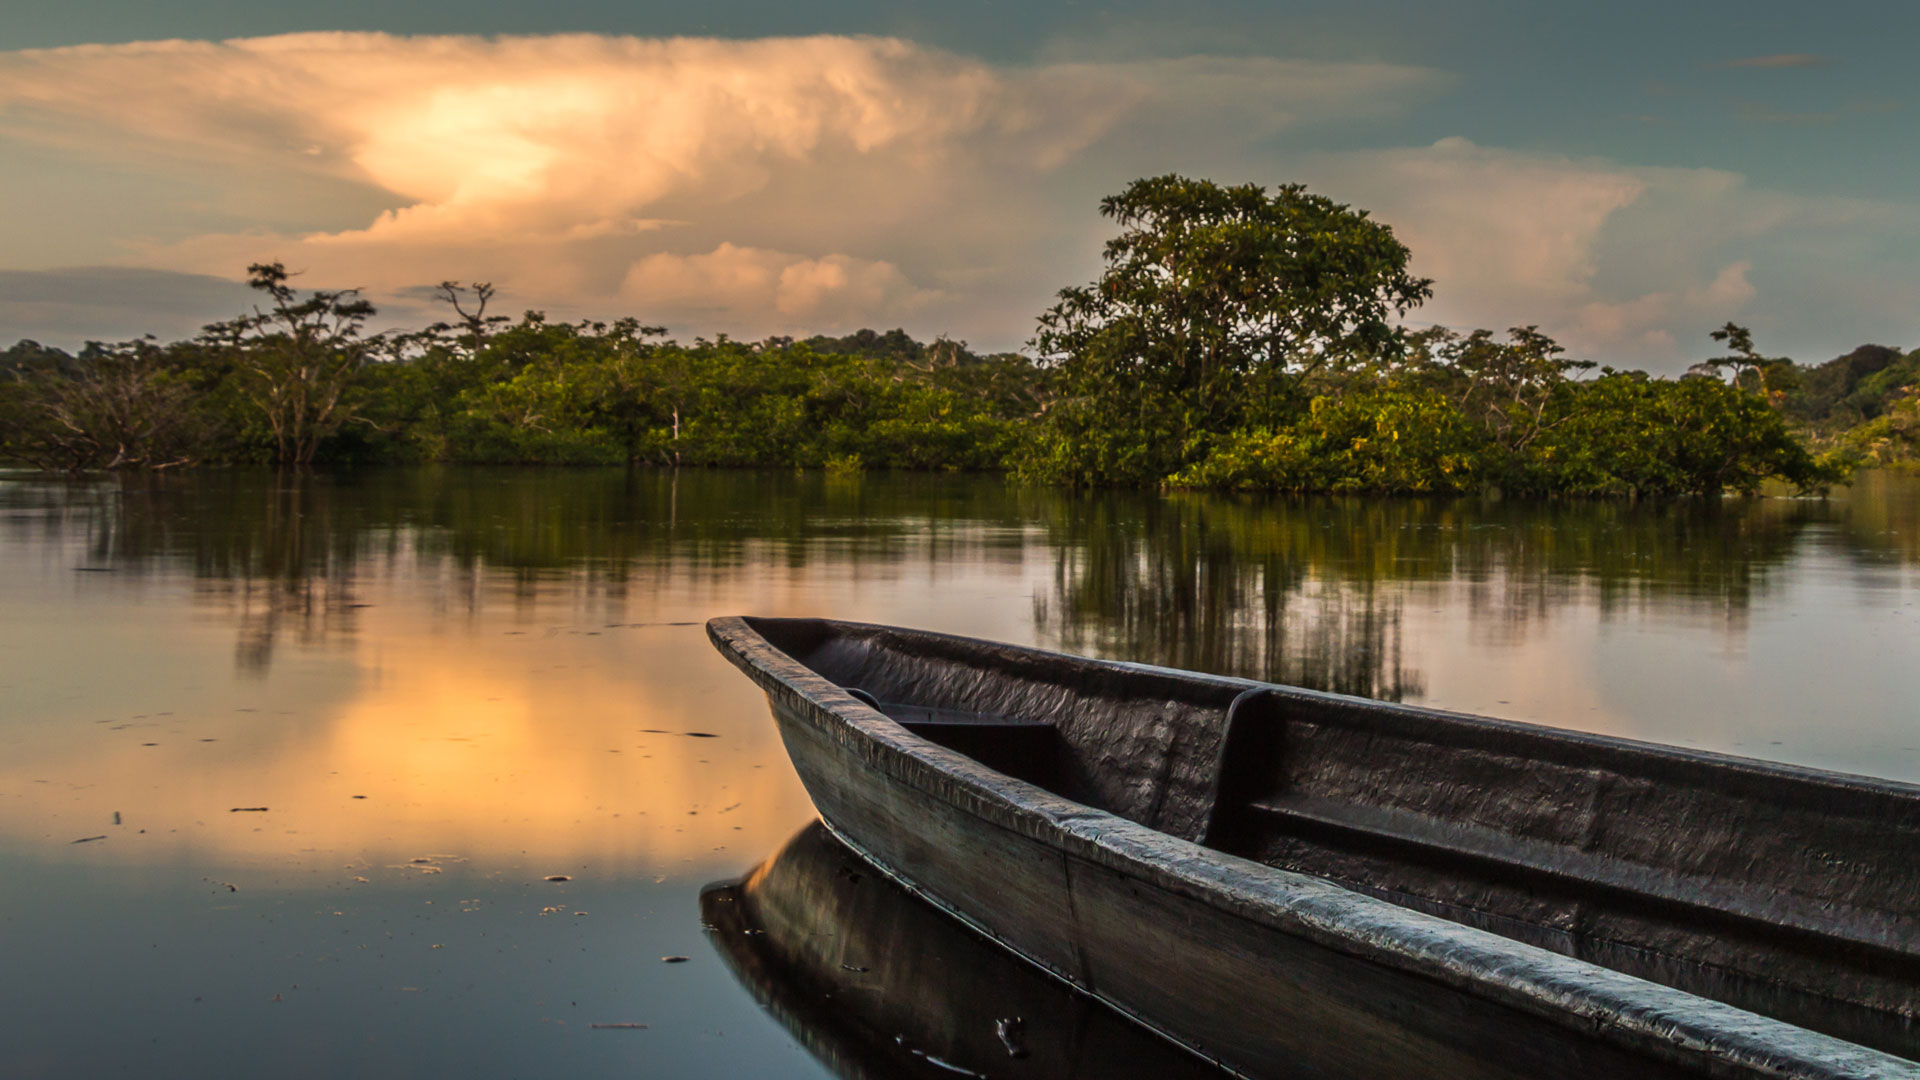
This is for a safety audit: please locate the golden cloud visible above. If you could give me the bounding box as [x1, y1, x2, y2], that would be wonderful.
[621, 243, 937, 320]
[0, 32, 1441, 338]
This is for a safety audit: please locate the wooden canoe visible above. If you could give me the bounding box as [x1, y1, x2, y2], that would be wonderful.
[707, 616, 1920, 1079]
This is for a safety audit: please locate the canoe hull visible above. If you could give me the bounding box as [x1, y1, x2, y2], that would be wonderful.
[772, 693, 1697, 1080]
[714, 616, 1917, 1080]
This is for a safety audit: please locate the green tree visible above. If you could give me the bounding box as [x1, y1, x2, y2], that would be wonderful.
[1424, 326, 1593, 456]
[201, 263, 378, 464]
[1026, 175, 1432, 484]
[1525, 371, 1842, 496]
[1170, 385, 1487, 494]
[1695, 322, 1800, 404]
[1, 338, 206, 472]
[571, 320, 670, 464]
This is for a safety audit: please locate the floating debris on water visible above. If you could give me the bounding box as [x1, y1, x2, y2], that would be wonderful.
[393, 857, 447, 875]
[112, 811, 121, 825]
[544, 874, 571, 882]
[683, 732, 719, 738]
[351, 795, 367, 799]
[590, 1023, 649, 1030]
[229, 807, 269, 813]
[71, 835, 107, 844]
[840, 963, 868, 973]
[661, 955, 690, 964]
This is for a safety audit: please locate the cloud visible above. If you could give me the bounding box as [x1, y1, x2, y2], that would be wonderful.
[1305, 138, 1646, 312]
[1572, 261, 1755, 356]
[1711, 54, 1833, 69]
[620, 243, 937, 322]
[0, 32, 1440, 343]
[0, 33, 1015, 245]
[1731, 96, 1901, 127]
[0, 33, 1914, 366]
[0, 267, 256, 346]
[1297, 139, 1920, 368]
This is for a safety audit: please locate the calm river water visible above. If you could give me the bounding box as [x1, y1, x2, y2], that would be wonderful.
[4, 467, 1919, 1078]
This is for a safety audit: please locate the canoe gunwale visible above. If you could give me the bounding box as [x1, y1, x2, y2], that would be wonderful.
[706, 615, 1918, 1080]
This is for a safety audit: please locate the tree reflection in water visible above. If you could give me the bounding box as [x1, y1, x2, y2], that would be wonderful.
[1031, 489, 1840, 698]
[3, 467, 1916, 697]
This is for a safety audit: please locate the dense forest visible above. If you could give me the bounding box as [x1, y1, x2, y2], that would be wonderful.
[2, 176, 1905, 496]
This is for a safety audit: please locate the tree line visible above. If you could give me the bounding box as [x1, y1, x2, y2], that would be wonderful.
[3, 175, 1898, 496]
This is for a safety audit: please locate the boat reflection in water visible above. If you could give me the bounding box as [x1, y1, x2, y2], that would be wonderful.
[702, 822, 1229, 1080]
[705, 824, 1758, 1080]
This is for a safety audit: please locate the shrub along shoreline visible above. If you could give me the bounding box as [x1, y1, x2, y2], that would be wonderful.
[3, 177, 1900, 496]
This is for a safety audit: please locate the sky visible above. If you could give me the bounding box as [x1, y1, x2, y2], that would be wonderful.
[2, 1, 1917, 370]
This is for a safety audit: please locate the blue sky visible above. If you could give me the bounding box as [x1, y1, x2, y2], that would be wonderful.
[2, 1, 1916, 368]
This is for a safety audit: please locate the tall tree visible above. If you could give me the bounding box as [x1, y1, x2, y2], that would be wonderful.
[1026, 175, 1432, 484]
[1694, 322, 1799, 404]
[1427, 326, 1593, 454]
[429, 280, 508, 358]
[202, 263, 377, 464]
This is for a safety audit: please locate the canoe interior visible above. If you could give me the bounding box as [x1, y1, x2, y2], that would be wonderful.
[744, 617, 1920, 1059]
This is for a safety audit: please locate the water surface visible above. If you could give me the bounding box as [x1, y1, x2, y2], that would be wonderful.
[4, 468, 1919, 1078]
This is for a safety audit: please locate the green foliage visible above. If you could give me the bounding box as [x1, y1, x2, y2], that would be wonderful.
[400, 324, 1031, 471]
[1170, 386, 1485, 494]
[1522, 372, 1842, 496]
[1833, 386, 1920, 466]
[1158, 359, 1842, 498]
[0, 177, 1853, 499]
[1025, 174, 1431, 485]
[200, 262, 379, 464]
[0, 338, 208, 471]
